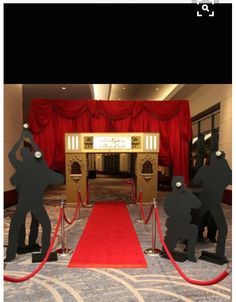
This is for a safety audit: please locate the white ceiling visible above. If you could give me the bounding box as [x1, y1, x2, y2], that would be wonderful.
[23, 84, 202, 120]
[108, 84, 184, 100]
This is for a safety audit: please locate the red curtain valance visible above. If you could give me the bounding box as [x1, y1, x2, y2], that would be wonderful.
[29, 100, 192, 184]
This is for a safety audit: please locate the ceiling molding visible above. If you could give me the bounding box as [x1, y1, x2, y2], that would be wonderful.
[163, 84, 185, 100]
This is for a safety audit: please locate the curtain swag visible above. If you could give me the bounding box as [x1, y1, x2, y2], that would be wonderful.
[29, 100, 192, 184]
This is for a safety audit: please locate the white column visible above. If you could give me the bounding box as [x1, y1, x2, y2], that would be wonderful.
[88, 154, 95, 170]
[120, 154, 129, 172]
[95, 154, 104, 171]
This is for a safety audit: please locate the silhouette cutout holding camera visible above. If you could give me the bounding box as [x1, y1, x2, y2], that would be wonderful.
[5, 127, 64, 262]
[8, 125, 43, 253]
[193, 151, 231, 260]
[164, 176, 201, 262]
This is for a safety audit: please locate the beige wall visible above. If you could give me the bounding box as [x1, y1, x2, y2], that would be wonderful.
[189, 84, 232, 166]
[188, 84, 232, 189]
[218, 92, 232, 169]
[4, 84, 23, 191]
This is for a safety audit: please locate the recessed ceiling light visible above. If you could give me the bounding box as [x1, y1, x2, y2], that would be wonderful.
[62, 87, 67, 90]
[122, 87, 126, 90]
[155, 87, 159, 91]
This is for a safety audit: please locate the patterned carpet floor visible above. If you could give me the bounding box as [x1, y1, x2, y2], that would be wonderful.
[4, 177, 232, 301]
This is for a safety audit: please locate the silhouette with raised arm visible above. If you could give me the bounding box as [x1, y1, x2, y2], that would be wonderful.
[8, 125, 43, 253]
[193, 151, 231, 261]
[5, 126, 64, 262]
[163, 176, 201, 262]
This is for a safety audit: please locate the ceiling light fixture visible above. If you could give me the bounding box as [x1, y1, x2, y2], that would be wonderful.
[62, 87, 67, 90]
[155, 87, 159, 91]
[122, 87, 126, 90]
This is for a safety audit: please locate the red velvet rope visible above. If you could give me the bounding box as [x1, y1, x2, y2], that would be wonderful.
[4, 208, 63, 282]
[63, 196, 80, 225]
[141, 204, 154, 225]
[123, 179, 137, 204]
[77, 191, 87, 207]
[154, 207, 231, 286]
[138, 191, 154, 224]
[77, 183, 90, 207]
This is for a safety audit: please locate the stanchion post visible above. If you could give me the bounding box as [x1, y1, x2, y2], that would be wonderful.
[79, 182, 93, 208]
[226, 263, 232, 274]
[55, 198, 73, 256]
[77, 185, 84, 221]
[86, 181, 93, 208]
[144, 198, 162, 256]
[135, 187, 143, 223]
[128, 178, 135, 206]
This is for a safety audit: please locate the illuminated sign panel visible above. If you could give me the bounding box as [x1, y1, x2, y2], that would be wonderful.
[93, 137, 131, 150]
[65, 133, 159, 153]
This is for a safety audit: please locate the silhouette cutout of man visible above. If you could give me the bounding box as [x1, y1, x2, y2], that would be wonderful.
[10, 171, 40, 251]
[5, 128, 64, 262]
[8, 127, 41, 252]
[164, 176, 201, 262]
[193, 151, 232, 259]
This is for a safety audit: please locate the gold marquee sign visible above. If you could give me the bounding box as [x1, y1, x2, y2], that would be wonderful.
[65, 132, 160, 153]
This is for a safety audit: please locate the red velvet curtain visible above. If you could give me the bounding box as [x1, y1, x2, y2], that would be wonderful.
[29, 100, 192, 184]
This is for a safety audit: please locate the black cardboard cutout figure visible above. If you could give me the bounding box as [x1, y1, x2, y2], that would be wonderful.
[5, 129, 64, 262]
[163, 176, 201, 262]
[9, 130, 40, 251]
[200, 210, 218, 242]
[18, 214, 40, 248]
[10, 172, 40, 252]
[193, 151, 231, 259]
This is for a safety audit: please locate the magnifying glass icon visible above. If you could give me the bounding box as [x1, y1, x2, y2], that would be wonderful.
[202, 4, 209, 12]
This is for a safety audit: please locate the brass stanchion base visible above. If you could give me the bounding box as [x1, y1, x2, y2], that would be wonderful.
[55, 248, 73, 256]
[144, 248, 162, 257]
[135, 218, 143, 223]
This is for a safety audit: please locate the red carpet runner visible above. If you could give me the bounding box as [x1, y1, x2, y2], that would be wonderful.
[68, 201, 147, 268]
